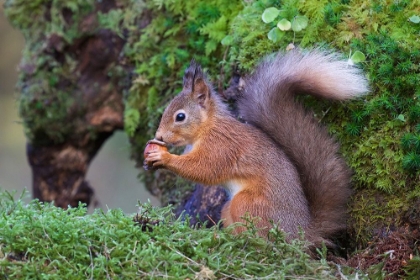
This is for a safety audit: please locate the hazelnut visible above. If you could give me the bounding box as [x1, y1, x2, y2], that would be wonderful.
[144, 143, 167, 158]
[143, 140, 168, 170]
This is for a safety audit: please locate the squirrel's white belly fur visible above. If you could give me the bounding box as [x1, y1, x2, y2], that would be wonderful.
[224, 180, 243, 199]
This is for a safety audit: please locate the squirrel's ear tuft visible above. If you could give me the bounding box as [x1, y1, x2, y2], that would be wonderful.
[183, 59, 204, 90]
[183, 59, 210, 108]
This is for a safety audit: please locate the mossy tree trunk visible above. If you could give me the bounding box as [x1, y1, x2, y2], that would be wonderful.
[19, 3, 127, 208]
[27, 26, 128, 207]
[4, 0, 127, 207]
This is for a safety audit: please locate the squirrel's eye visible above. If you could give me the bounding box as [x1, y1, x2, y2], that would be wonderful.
[175, 112, 186, 122]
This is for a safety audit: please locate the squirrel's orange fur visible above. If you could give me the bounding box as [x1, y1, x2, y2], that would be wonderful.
[145, 49, 369, 246]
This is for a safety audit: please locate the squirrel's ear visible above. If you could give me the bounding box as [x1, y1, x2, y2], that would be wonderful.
[192, 78, 210, 107]
[183, 59, 210, 107]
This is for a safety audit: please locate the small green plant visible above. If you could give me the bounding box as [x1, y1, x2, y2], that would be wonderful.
[347, 50, 366, 65]
[261, 6, 308, 42]
[409, 15, 420, 24]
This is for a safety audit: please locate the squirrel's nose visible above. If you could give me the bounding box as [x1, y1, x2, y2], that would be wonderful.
[155, 132, 163, 142]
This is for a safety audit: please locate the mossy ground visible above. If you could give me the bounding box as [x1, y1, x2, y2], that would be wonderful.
[0, 190, 362, 279]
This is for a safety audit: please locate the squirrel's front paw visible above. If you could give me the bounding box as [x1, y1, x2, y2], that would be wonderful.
[144, 149, 170, 169]
[143, 141, 169, 170]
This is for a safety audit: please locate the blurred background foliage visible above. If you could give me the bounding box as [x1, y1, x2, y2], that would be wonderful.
[2, 0, 420, 247]
[0, 4, 28, 194]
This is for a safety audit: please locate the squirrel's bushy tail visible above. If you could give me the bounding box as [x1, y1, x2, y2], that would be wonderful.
[237, 49, 369, 243]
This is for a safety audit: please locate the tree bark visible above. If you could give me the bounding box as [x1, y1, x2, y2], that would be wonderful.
[175, 185, 228, 228]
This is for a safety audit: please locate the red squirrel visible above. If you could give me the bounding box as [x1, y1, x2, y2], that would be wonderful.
[144, 49, 368, 246]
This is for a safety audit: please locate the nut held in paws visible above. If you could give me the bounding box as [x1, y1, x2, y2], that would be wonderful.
[143, 141, 168, 170]
[144, 143, 167, 158]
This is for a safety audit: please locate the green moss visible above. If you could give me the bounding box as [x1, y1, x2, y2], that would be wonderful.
[348, 189, 414, 245]
[0, 190, 357, 279]
[124, 0, 244, 143]
[348, 119, 406, 193]
[18, 66, 79, 143]
[4, 0, 97, 143]
[4, 0, 95, 42]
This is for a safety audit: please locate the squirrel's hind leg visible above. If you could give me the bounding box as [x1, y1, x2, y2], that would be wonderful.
[221, 191, 272, 237]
